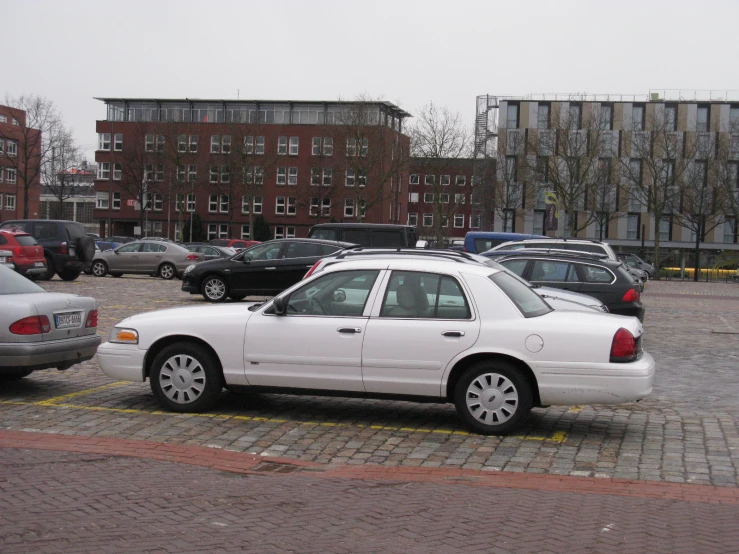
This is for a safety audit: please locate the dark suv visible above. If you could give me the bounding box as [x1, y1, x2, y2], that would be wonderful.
[307, 223, 418, 248]
[0, 220, 95, 281]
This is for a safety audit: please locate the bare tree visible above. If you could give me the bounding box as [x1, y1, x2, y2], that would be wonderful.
[409, 103, 471, 244]
[160, 124, 202, 240]
[298, 130, 340, 224]
[42, 124, 83, 218]
[1, 94, 62, 218]
[713, 121, 739, 254]
[589, 157, 621, 241]
[493, 129, 528, 234]
[618, 106, 702, 277]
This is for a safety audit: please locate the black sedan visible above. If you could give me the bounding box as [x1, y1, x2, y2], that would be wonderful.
[482, 250, 645, 320]
[182, 238, 356, 302]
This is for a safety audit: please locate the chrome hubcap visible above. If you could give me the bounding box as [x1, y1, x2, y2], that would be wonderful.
[93, 263, 105, 276]
[161, 265, 174, 278]
[204, 279, 225, 300]
[159, 354, 206, 404]
[465, 373, 519, 425]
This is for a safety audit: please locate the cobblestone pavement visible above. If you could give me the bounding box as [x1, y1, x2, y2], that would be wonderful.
[0, 274, 738, 488]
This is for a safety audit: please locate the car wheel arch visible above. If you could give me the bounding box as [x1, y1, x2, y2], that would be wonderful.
[444, 353, 540, 407]
[144, 335, 225, 381]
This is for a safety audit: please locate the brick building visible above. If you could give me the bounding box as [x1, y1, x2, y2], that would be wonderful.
[0, 105, 41, 221]
[93, 98, 411, 240]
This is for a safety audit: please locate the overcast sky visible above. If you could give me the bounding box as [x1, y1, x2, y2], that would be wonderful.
[3, 0, 738, 160]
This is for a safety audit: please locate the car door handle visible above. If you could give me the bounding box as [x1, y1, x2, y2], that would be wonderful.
[442, 331, 465, 337]
[265, 267, 277, 270]
[337, 327, 362, 334]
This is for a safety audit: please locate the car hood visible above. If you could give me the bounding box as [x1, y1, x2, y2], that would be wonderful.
[118, 302, 262, 328]
[188, 257, 237, 272]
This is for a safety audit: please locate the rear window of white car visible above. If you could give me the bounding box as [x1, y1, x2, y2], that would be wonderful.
[0, 265, 45, 294]
[489, 272, 552, 318]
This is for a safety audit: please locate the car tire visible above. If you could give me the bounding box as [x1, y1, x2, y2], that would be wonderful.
[59, 268, 82, 281]
[158, 263, 176, 280]
[453, 360, 532, 435]
[201, 275, 229, 302]
[149, 343, 223, 412]
[40, 255, 55, 281]
[229, 294, 247, 301]
[110, 272, 123, 278]
[91, 260, 108, 277]
[76, 236, 96, 263]
[0, 369, 34, 381]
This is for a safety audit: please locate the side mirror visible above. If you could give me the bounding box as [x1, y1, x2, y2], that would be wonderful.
[273, 295, 288, 315]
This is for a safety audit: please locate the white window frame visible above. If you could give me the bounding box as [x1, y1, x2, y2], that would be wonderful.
[455, 193, 465, 204]
[425, 175, 435, 186]
[288, 167, 298, 186]
[310, 197, 319, 216]
[275, 196, 286, 215]
[209, 194, 218, 213]
[470, 215, 481, 229]
[253, 196, 263, 214]
[278, 136, 288, 155]
[321, 198, 331, 217]
[424, 192, 434, 203]
[455, 175, 466, 186]
[346, 169, 355, 187]
[241, 224, 251, 239]
[287, 197, 296, 215]
[211, 135, 221, 153]
[6, 193, 16, 211]
[112, 192, 121, 210]
[113, 163, 122, 181]
[289, 136, 299, 156]
[277, 167, 287, 185]
[322, 168, 332, 187]
[177, 134, 187, 153]
[440, 193, 450, 204]
[274, 226, 285, 239]
[153, 193, 163, 212]
[156, 135, 165, 151]
[96, 192, 109, 209]
[409, 174, 420, 185]
[423, 213, 433, 227]
[186, 193, 196, 212]
[145, 134, 154, 152]
[98, 162, 110, 180]
[98, 133, 111, 151]
[256, 136, 265, 155]
[408, 213, 418, 226]
[222, 135, 231, 154]
[7, 139, 17, 157]
[189, 135, 198, 153]
[440, 175, 451, 186]
[210, 166, 219, 183]
[323, 137, 333, 156]
[409, 192, 419, 203]
[454, 213, 464, 228]
[344, 198, 355, 217]
[312, 137, 321, 156]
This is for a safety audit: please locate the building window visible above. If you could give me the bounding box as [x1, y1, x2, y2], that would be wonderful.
[440, 175, 450, 186]
[537, 103, 550, 129]
[346, 137, 367, 156]
[454, 193, 465, 204]
[632, 104, 645, 131]
[424, 192, 434, 203]
[186, 193, 196, 212]
[505, 156, 517, 182]
[113, 163, 122, 180]
[154, 194, 163, 212]
[156, 135, 165, 151]
[569, 103, 582, 129]
[289, 136, 299, 155]
[0, 139, 3, 154]
[178, 135, 187, 153]
[455, 175, 466, 186]
[287, 197, 296, 215]
[98, 133, 111, 151]
[242, 196, 250, 214]
[321, 198, 331, 216]
[209, 194, 218, 212]
[112, 192, 121, 210]
[454, 214, 464, 228]
[6, 194, 16, 211]
[345, 169, 355, 187]
[274, 226, 285, 239]
[275, 196, 286, 215]
[440, 193, 450, 203]
[6, 140, 17, 157]
[210, 166, 219, 183]
[187, 165, 197, 182]
[255, 136, 265, 154]
[277, 167, 287, 185]
[145, 135, 154, 151]
[312, 137, 321, 156]
[410, 174, 420, 185]
[0, 115, 6, 123]
[627, 214, 640, 240]
[284, 166, 296, 186]
[189, 135, 198, 153]
[600, 104, 613, 130]
[278, 136, 288, 155]
[207, 224, 218, 240]
[98, 162, 110, 180]
[310, 197, 319, 216]
[409, 192, 419, 203]
[724, 219, 736, 243]
[470, 215, 481, 229]
[344, 198, 355, 217]
[221, 166, 230, 183]
[222, 135, 231, 154]
[697, 105, 709, 132]
[471, 193, 481, 205]
[241, 224, 250, 239]
[506, 103, 519, 128]
[210, 135, 221, 153]
[533, 210, 545, 235]
[659, 218, 671, 242]
[423, 213, 433, 227]
[286, 226, 296, 238]
[408, 213, 418, 226]
[665, 104, 677, 132]
[96, 192, 109, 209]
[322, 168, 332, 187]
[253, 196, 262, 214]
[357, 170, 367, 188]
[425, 175, 435, 186]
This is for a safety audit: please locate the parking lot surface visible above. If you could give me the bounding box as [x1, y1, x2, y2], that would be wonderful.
[1, 274, 738, 487]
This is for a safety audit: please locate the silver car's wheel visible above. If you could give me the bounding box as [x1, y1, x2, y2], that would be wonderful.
[454, 361, 532, 435]
[91, 261, 108, 277]
[150, 344, 222, 412]
[159, 263, 176, 280]
[202, 276, 228, 302]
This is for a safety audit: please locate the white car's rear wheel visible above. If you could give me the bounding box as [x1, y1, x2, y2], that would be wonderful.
[150, 344, 222, 412]
[454, 361, 532, 435]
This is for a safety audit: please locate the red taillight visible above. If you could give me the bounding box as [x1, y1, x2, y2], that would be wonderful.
[10, 315, 51, 335]
[622, 288, 639, 302]
[610, 327, 637, 362]
[303, 261, 322, 279]
[60, 241, 68, 255]
[186, 254, 199, 260]
[85, 310, 98, 328]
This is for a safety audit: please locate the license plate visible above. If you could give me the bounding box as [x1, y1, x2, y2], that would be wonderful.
[55, 312, 82, 329]
[34, 261, 44, 267]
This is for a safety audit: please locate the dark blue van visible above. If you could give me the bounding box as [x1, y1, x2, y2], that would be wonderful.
[463, 232, 546, 254]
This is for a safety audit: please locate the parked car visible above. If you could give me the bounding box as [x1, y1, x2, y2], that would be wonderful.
[90, 240, 204, 279]
[307, 223, 418, 248]
[0, 249, 15, 270]
[104, 236, 136, 244]
[0, 220, 95, 281]
[0, 230, 46, 279]
[306, 248, 609, 314]
[209, 239, 261, 250]
[97, 256, 654, 434]
[463, 232, 546, 254]
[184, 244, 237, 261]
[619, 254, 656, 278]
[481, 250, 645, 320]
[182, 238, 356, 302]
[0, 265, 100, 380]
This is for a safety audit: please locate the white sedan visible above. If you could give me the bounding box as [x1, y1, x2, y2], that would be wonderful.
[97, 258, 655, 434]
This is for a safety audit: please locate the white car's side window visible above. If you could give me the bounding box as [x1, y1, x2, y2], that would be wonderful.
[379, 271, 471, 319]
[286, 270, 380, 317]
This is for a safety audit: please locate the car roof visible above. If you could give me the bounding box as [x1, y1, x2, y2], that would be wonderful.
[331, 248, 487, 264]
[310, 223, 414, 230]
[264, 238, 359, 247]
[485, 248, 610, 260]
[493, 251, 622, 267]
[318, 256, 500, 277]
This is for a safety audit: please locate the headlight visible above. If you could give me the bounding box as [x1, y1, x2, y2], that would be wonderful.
[184, 264, 195, 274]
[109, 327, 139, 344]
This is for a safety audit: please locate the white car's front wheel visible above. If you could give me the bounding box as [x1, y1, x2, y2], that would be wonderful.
[454, 361, 532, 435]
[149, 343, 223, 412]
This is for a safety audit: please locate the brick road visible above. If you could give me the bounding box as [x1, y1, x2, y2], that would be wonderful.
[1, 274, 739, 552]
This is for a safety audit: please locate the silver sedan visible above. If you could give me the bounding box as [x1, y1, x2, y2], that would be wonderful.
[90, 240, 204, 280]
[0, 265, 100, 380]
[0, 249, 14, 270]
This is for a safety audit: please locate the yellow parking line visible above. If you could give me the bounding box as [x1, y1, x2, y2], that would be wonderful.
[568, 405, 584, 413]
[0, 397, 567, 442]
[37, 382, 129, 406]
